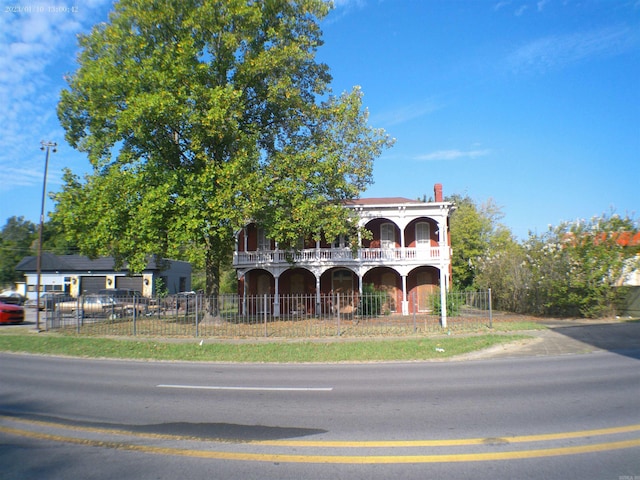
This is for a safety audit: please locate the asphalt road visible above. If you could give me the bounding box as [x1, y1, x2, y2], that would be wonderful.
[1, 323, 640, 480]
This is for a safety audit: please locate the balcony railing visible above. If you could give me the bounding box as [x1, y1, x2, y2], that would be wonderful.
[233, 246, 446, 266]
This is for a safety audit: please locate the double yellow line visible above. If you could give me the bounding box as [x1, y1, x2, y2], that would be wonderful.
[2, 415, 640, 464]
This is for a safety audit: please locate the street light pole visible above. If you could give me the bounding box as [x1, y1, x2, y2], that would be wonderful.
[36, 141, 57, 332]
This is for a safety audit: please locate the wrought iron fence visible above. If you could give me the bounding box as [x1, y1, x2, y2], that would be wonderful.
[44, 290, 493, 338]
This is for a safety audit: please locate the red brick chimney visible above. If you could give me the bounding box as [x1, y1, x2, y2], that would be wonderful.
[434, 183, 443, 202]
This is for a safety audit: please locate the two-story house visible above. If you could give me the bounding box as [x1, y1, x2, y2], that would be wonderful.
[233, 184, 455, 317]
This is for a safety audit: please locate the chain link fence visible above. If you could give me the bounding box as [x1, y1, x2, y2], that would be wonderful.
[43, 290, 493, 338]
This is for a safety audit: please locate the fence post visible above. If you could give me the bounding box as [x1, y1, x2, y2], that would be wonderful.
[76, 296, 81, 334]
[336, 293, 341, 336]
[488, 288, 493, 329]
[77, 295, 84, 328]
[132, 295, 137, 336]
[412, 291, 417, 333]
[263, 294, 268, 337]
[195, 294, 199, 338]
[440, 284, 448, 329]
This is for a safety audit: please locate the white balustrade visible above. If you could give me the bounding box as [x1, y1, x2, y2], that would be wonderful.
[233, 246, 444, 266]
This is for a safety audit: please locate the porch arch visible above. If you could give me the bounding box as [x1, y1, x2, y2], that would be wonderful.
[407, 266, 441, 314]
[362, 267, 402, 314]
[240, 268, 275, 315]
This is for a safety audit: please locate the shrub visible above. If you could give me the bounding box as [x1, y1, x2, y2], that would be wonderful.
[431, 289, 463, 317]
[358, 283, 388, 316]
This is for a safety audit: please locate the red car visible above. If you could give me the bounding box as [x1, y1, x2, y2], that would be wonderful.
[0, 301, 25, 324]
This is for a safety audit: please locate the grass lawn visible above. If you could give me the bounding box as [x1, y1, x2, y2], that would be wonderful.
[0, 323, 539, 362]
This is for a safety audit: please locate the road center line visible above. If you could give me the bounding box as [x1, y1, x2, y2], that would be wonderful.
[156, 384, 333, 392]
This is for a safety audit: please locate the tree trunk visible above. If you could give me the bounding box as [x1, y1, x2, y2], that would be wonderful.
[205, 243, 220, 318]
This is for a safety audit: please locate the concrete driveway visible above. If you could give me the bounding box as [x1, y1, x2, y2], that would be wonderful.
[465, 319, 640, 360]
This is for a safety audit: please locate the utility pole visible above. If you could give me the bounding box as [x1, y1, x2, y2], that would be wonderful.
[36, 141, 56, 332]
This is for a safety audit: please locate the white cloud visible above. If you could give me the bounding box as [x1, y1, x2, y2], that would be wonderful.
[325, 0, 368, 23]
[0, 1, 111, 189]
[537, 0, 550, 12]
[414, 149, 491, 161]
[373, 100, 441, 127]
[493, 1, 511, 11]
[332, 0, 367, 9]
[515, 5, 528, 16]
[508, 25, 638, 73]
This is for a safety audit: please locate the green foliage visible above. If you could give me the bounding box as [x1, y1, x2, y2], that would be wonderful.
[358, 283, 388, 316]
[445, 193, 640, 318]
[54, 0, 393, 297]
[42, 218, 78, 255]
[0, 217, 36, 286]
[448, 195, 507, 290]
[474, 234, 531, 313]
[522, 214, 640, 318]
[153, 277, 169, 298]
[431, 288, 463, 317]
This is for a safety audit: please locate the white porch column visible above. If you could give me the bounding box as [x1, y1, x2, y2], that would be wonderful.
[439, 268, 447, 328]
[401, 274, 409, 315]
[315, 274, 321, 316]
[438, 217, 448, 328]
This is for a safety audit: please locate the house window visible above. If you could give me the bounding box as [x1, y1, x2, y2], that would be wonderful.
[332, 234, 350, 249]
[381, 223, 396, 249]
[416, 222, 431, 248]
[257, 227, 270, 251]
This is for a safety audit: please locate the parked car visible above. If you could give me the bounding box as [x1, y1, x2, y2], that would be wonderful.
[57, 295, 122, 319]
[0, 292, 26, 306]
[97, 289, 149, 315]
[26, 293, 74, 311]
[0, 301, 25, 324]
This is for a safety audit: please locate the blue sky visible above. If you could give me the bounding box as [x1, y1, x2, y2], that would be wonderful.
[1, 0, 638, 240]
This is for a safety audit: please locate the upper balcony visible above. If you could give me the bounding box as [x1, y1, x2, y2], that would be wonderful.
[235, 195, 454, 271]
[233, 245, 448, 269]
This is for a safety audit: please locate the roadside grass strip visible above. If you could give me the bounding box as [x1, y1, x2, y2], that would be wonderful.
[2, 415, 640, 464]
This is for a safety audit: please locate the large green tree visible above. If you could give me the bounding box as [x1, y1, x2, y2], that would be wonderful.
[447, 195, 508, 290]
[54, 0, 393, 301]
[0, 217, 36, 287]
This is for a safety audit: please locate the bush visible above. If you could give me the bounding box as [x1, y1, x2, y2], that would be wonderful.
[431, 289, 463, 317]
[358, 283, 388, 316]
